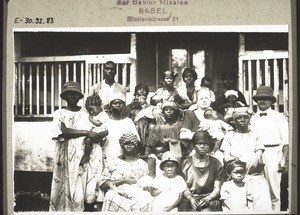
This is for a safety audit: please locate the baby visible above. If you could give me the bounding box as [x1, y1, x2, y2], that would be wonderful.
[80, 94, 109, 166]
[198, 109, 233, 164]
[151, 151, 187, 212]
[221, 160, 251, 212]
[223, 90, 245, 124]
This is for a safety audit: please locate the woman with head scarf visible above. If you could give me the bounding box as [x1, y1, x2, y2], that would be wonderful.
[100, 133, 153, 212]
[220, 107, 272, 211]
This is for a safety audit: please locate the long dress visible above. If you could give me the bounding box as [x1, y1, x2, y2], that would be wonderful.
[101, 157, 153, 212]
[49, 108, 103, 211]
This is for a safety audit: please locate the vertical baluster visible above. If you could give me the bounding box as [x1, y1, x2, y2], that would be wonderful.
[80, 62, 84, 94]
[264, 59, 270, 86]
[51, 64, 54, 114]
[273, 59, 279, 111]
[256, 59, 261, 87]
[88, 64, 92, 90]
[96, 64, 101, 83]
[248, 60, 253, 111]
[238, 59, 244, 96]
[29, 64, 33, 115]
[122, 64, 127, 87]
[36, 64, 40, 115]
[44, 64, 47, 115]
[58, 63, 62, 109]
[17, 63, 22, 108]
[73, 62, 76, 82]
[85, 62, 89, 94]
[66, 63, 69, 81]
[115, 63, 119, 82]
[100, 64, 104, 82]
[21, 64, 26, 115]
[93, 63, 97, 86]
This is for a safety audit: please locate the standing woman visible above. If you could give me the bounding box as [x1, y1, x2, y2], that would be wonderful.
[179, 130, 224, 212]
[50, 81, 105, 211]
[220, 107, 272, 211]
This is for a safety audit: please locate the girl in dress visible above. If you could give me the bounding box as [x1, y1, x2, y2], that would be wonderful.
[220, 160, 251, 212]
[151, 151, 187, 212]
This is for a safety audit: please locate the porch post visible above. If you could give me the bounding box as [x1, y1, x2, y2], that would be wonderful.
[130, 33, 137, 94]
[238, 34, 245, 98]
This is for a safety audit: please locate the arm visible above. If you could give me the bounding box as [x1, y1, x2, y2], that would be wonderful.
[89, 115, 103, 127]
[60, 122, 100, 140]
[183, 189, 200, 210]
[100, 178, 137, 191]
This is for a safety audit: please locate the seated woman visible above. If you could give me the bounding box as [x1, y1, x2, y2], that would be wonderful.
[179, 130, 225, 212]
[146, 101, 185, 158]
[100, 133, 153, 212]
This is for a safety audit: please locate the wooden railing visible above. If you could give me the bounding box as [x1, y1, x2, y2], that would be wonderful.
[14, 54, 136, 118]
[238, 51, 289, 115]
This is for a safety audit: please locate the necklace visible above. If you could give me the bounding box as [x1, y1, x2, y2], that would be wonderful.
[192, 155, 209, 176]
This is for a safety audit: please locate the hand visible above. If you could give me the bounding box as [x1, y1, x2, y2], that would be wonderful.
[198, 197, 210, 208]
[97, 130, 109, 138]
[164, 206, 174, 212]
[189, 197, 200, 210]
[124, 177, 136, 185]
[278, 156, 288, 173]
[87, 131, 101, 140]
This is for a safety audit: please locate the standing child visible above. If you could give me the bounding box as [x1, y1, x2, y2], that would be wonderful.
[80, 94, 109, 165]
[151, 151, 187, 212]
[220, 160, 251, 212]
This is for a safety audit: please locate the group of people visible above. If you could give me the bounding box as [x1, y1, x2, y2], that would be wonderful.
[49, 61, 289, 213]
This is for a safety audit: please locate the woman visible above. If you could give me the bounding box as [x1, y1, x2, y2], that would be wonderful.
[100, 133, 153, 212]
[101, 93, 140, 160]
[176, 68, 198, 110]
[179, 130, 224, 211]
[220, 107, 272, 211]
[50, 81, 106, 211]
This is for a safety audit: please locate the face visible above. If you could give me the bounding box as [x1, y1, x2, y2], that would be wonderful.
[197, 91, 212, 109]
[137, 96, 147, 105]
[256, 98, 272, 111]
[194, 142, 210, 155]
[64, 92, 81, 106]
[162, 161, 178, 178]
[136, 87, 148, 97]
[103, 63, 116, 80]
[154, 146, 166, 160]
[234, 114, 250, 128]
[183, 74, 195, 85]
[223, 78, 234, 89]
[230, 166, 246, 183]
[164, 76, 175, 86]
[110, 99, 125, 111]
[227, 95, 237, 102]
[86, 105, 101, 116]
[163, 107, 175, 120]
[122, 141, 136, 154]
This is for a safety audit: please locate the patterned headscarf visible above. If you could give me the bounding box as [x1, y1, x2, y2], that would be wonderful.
[119, 133, 139, 146]
[232, 107, 252, 120]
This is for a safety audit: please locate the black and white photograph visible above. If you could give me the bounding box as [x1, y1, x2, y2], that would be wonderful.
[3, 1, 297, 215]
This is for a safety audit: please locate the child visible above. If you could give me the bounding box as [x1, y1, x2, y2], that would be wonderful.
[223, 90, 245, 124]
[220, 160, 251, 212]
[146, 141, 170, 177]
[151, 151, 187, 212]
[80, 94, 109, 165]
[199, 109, 233, 164]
